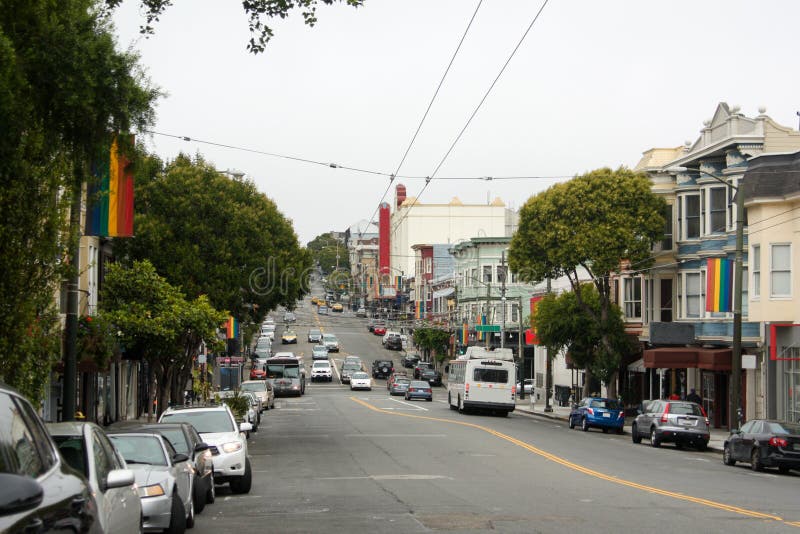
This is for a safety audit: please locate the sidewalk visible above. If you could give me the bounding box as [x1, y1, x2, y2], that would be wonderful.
[513, 397, 729, 453]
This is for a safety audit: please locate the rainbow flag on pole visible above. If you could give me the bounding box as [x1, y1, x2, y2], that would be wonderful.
[226, 316, 239, 339]
[86, 136, 135, 237]
[706, 258, 733, 312]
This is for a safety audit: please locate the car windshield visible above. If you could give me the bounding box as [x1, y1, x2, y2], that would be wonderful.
[323, 335, 337, 341]
[52, 436, 87, 476]
[313, 345, 327, 352]
[667, 402, 703, 416]
[589, 399, 621, 410]
[160, 410, 235, 433]
[343, 363, 360, 371]
[394, 379, 411, 385]
[241, 382, 266, 393]
[352, 372, 369, 379]
[154, 428, 189, 455]
[309, 329, 321, 336]
[313, 362, 330, 368]
[410, 381, 430, 388]
[767, 422, 800, 435]
[109, 435, 167, 466]
[267, 364, 300, 379]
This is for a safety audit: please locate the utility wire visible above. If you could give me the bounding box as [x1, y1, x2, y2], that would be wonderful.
[392, 0, 551, 235]
[361, 0, 484, 238]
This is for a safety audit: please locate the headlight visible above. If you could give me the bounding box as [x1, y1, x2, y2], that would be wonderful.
[138, 484, 166, 498]
[222, 441, 243, 453]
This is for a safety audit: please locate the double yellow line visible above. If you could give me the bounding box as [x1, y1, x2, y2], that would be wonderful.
[351, 397, 793, 526]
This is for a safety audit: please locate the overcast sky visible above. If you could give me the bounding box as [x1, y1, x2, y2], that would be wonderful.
[112, 0, 800, 244]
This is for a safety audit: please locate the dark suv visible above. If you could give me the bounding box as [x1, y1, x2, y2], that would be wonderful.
[385, 334, 403, 351]
[372, 360, 394, 379]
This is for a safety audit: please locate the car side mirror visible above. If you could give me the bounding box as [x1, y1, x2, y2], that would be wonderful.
[172, 453, 190, 464]
[240, 422, 253, 433]
[636, 408, 642, 415]
[194, 443, 210, 453]
[103, 468, 135, 490]
[0, 473, 44, 514]
[731, 428, 741, 435]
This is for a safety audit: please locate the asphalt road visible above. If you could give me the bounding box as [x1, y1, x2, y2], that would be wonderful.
[192, 294, 800, 533]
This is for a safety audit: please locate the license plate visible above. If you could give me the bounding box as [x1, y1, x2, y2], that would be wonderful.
[680, 418, 697, 426]
[602, 413, 611, 418]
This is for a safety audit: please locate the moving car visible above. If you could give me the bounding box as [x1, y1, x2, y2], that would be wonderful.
[723, 419, 800, 472]
[340, 361, 362, 384]
[569, 397, 625, 434]
[372, 359, 394, 379]
[311, 344, 329, 360]
[405, 380, 433, 401]
[281, 329, 298, 344]
[387, 371, 409, 390]
[332, 303, 344, 312]
[356, 307, 367, 318]
[308, 328, 323, 343]
[48, 421, 141, 534]
[373, 325, 387, 336]
[323, 333, 340, 352]
[349, 372, 372, 391]
[283, 311, 296, 323]
[159, 404, 253, 494]
[0, 383, 102, 534]
[631, 400, 709, 449]
[420, 368, 442, 387]
[318, 305, 329, 315]
[414, 361, 434, 379]
[389, 377, 411, 396]
[311, 360, 334, 382]
[385, 334, 403, 351]
[107, 429, 196, 531]
[241, 379, 275, 411]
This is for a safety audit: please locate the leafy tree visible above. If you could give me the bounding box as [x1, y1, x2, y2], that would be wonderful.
[413, 328, 452, 364]
[105, 0, 365, 54]
[114, 153, 310, 327]
[307, 233, 350, 275]
[509, 168, 666, 397]
[0, 0, 158, 401]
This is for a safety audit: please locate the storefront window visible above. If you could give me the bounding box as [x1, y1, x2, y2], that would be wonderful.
[783, 350, 800, 423]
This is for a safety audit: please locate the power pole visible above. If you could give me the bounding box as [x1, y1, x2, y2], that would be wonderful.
[731, 179, 745, 428]
[484, 281, 491, 349]
[518, 295, 525, 400]
[62, 173, 83, 422]
[500, 251, 506, 349]
[544, 277, 553, 413]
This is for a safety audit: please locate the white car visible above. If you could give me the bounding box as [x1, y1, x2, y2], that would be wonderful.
[241, 379, 275, 411]
[159, 404, 253, 494]
[349, 371, 372, 391]
[311, 360, 333, 382]
[382, 330, 401, 346]
[322, 333, 339, 352]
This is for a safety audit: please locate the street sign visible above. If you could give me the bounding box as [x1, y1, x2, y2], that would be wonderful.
[476, 325, 501, 333]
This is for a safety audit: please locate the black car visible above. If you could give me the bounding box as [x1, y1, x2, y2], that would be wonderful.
[419, 368, 442, 387]
[414, 361, 434, 379]
[372, 360, 394, 379]
[402, 353, 420, 368]
[723, 419, 800, 473]
[385, 335, 403, 351]
[0, 383, 100, 533]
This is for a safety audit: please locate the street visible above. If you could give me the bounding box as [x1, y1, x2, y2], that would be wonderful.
[187, 296, 800, 533]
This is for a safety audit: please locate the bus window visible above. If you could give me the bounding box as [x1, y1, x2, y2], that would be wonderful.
[473, 368, 508, 383]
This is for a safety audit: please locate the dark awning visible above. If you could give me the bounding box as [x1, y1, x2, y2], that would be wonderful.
[643, 347, 731, 371]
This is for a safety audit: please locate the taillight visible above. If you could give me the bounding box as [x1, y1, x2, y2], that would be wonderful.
[661, 402, 670, 422]
[769, 437, 789, 448]
[699, 406, 710, 426]
[465, 383, 470, 392]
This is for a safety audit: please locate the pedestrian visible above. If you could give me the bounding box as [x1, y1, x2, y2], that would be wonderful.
[686, 388, 702, 404]
[668, 392, 680, 400]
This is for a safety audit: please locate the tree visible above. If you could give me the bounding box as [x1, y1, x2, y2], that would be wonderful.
[105, 0, 365, 54]
[413, 328, 452, 364]
[509, 167, 666, 397]
[532, 284, 635, 397]
[0, 0, 158, 401]
[307, 233, 350, 275]
[114, 153, 311, 326]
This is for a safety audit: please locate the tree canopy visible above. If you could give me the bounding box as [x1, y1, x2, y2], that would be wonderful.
[413, 327, 451, 363]
[105, 0, 365, 53]
[307, 233, 350, 275]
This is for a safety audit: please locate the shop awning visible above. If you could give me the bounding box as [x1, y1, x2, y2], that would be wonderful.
[643, 347, 732, 371]
[432, 287, 455, 299]
[627, 358, 646, 373]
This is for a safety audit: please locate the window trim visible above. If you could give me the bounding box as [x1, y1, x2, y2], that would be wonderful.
[751, 245, 761, 300]
[679, 270, 705, 319]
[622, 276, 642, 320]
[679, 192, 701, 241]
[770, 243, 792, 299]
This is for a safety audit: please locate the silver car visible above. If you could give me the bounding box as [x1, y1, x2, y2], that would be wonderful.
[48, 422, 141, 534]
[631, 399, 710, 450]
[108, 430, 195, 532]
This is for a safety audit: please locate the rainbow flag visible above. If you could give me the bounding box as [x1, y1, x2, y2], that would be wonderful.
[415, 302, 422, 319]
[462, 323, 468, 344]
[477, 314, 487, 341]
[226, 316, 239, 339]
[395, 275, 402, 290]
[86, 136, 135, 237]
[706, 258, 733, 312]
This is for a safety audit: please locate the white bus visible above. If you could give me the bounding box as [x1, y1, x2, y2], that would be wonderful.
[447, 347, 516, 416]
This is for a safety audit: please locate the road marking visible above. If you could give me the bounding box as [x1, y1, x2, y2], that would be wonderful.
[343, 433, 447, 438]
[388, 398, 428, 411]
[350, 396, 794, 526]
[317, 474, 451, 481]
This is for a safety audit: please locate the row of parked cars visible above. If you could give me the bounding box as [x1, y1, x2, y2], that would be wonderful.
[0, 382, 256, 533]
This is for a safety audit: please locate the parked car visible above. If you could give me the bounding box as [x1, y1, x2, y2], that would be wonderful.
[241, 392, 263, 427]
[402, 353, 421, 368]
[631, 400, 709, 449]
[568, 397, 625, 434]
[350, 372, 372, 391]
[419, 368, 442, 387]
[405, 380, 433, 402]
[308, 328, 323, 343]
[516, 379, 534, 395]
[241, 379, 275, 411]
[249, 365, 267, 380]
[312, 344, 329, 360]
[159, 404, 253, 494]
[414, 361, 434, 379]
[127, 422, 215, 514]
[323, 333, 340, 352]
[0, 383, 103, 534]
[281, 329, 298, 344]
[372, 359, 394, 379]
[48, 421, 141, 534]
[311, 360, 334, 382]
[356, 307, 367, 318]
[389, 377, 411, 396]
[723, 419, 800, 472]
[107, 429, 196, 531]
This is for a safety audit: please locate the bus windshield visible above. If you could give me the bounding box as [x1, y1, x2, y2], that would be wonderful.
[266, 364, 299, 379]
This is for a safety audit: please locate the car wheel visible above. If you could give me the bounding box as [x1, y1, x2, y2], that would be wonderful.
[695, 441, 707, 452]
[458, 396, 464, 414]
[568, 415, 575, 429]
[674, 441, 683, 450]
[165, 490, 187, 534]
[616, 427, 624, 435]
[230, 458, 253, 494]
[426, 397, 432, 402]
[722, 444, 735, 465]
[206, 473, 216, 504]
[192, 477, 206, 514]
[778, 466, 790, 474]
[602, 428, 608, 434]
[750, 448, 763, 471]
[631, 423, 642, 443]
[186, 492, 195, 528]
[581, 417, 590, 432]
[650, 428, 661, 448]
[449, 393, 456, 410]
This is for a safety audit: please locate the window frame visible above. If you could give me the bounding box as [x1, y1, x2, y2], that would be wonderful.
[706, 185, 728, 235]
[622, 276, 642, 320]
[751, 245, 760, 299]
[679, 270, 705, 319]
[770, 243, 792, 298]
[679, 192, 701, 240]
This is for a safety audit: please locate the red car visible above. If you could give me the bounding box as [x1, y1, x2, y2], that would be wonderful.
[373, 325, 387, 336]
[250, 367, 267, 380]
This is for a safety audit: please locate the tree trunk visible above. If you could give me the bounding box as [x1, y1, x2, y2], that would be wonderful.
[145, 361, 155, 422]
[606, 370, 618, 399]
[582, 366, 593, 398]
